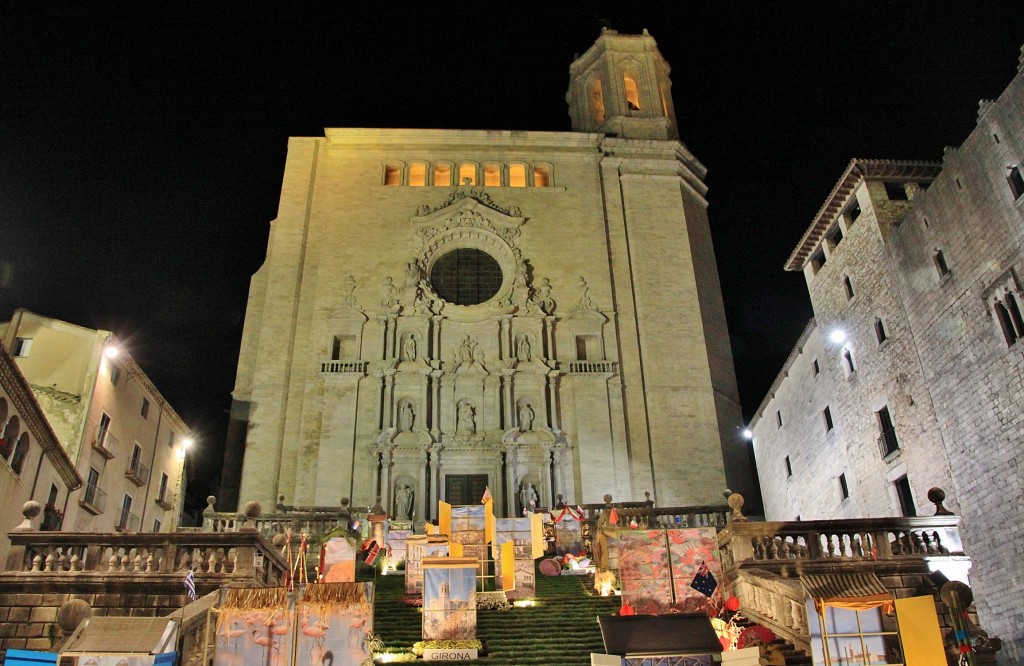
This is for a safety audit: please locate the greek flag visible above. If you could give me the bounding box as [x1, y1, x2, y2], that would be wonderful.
[184, 569, 197, 601]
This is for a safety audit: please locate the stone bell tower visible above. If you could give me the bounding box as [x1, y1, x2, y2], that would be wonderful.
[566, 28, 679, 141]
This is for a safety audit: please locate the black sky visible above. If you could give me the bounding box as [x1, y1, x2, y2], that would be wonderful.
[2, 3, 1023, 500]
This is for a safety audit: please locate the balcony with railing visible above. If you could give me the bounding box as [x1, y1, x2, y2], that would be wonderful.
[125, 458, 151, 486]
[566, 360, 617, 375]
[320, 359, 369, 374]
[116, 507, 141, 533]
[155, 488, 176, 511]
[878, 428, 900, 457]
[40, 503, 64, 531]
[79, 483, 107, 515]
[92, 428, 117, 459]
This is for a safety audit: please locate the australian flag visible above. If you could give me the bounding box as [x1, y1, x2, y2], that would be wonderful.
[689, 559, 718, 597]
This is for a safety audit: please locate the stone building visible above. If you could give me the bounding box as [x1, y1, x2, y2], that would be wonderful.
[0, 345, 81, 564]
[222, 29, 755, 518]
[750, 47, 1024, 661]
[1, 309, 192, 534]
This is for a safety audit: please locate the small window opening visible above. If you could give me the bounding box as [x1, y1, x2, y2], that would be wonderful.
[843, 348, 856, 374]
[483, 164, 501, 187]
[823, 406, 834, 433]
[994, 292, 1024, 346]
[575, 335, 598, 361]
[624, 74, 641, 111]
[874, 318, 888, 344]
[1008, 165, 1024, 200]
[993, 133, 1001, 144]
[141, 397, 150, 419]
[884, 182, 909, 200]
[332, 335, 356, 360]
[12, 338, 32, 357]
[934, 250, 950, 278]
[812, 359, 820, 376]
[153, 518, 162, 532]
[784, 456, 793, 478]
[384, 165, 401, 186]
[434, 164, 452, 187]
[776, 410, 783, 428]
[845, 199, 862, 222]
[458, 163, 476, 186]
[509, 164, 527, 188]
[922, 216, 929, 229]
[810, 250, 827, 273]
[843, 275, 854, 300]
[955, 178, 962, 190]
[838, 473, 849, 500]
[409, 162, 427, 187]
[894, 475, 916, 517]
[110, 364, 121, 385]
[533, 166, 551, 188]
[826, 225, 844, 248]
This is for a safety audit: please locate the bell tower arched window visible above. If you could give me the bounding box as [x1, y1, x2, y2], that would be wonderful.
[589, 77, 605, 124]
[624, 73, 641, 111]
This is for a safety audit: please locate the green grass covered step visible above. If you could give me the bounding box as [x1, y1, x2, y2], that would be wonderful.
[372, 564, 621, 665]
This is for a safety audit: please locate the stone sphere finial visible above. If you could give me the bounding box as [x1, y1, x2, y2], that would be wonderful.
[56, 599, 92, 634]
[14, 501, 41, 531]
[603, 494, 613, 505]
[240, 500, 261, 533]
[723, 488, 733, 499]
[203, 496, 217, 516]
[727, 492, 747, 522]
[341, 497, 351, 508]
[927, 487, 954, 516]
[272, 533, 287, 550]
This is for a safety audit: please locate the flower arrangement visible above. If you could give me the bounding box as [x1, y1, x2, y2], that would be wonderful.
[411, 639, 483, 656]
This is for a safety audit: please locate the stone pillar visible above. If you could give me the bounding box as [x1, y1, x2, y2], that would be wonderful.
[419, 448, 430, 524]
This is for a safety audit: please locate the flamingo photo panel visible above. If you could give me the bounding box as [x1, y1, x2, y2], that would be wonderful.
[214, 588, 293, 666]
[295, 582, 375, 666]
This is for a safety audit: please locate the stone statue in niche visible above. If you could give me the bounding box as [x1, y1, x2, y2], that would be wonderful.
[398, 401, 415, 432]
[516, 334, 532, 362]
[342, 275, 359, 308]
[518, 403, 535, 432]
[576, 276, 594, 310]
[456, 401, 476, 434]
[519, 482, 538, 514]
[380, 276, 399, 308]
[402, 334, 417, 362]
[457, 335, 479, 367]
[514, 261, 528, 287]
[532, 277, 555, 314]
[394, 484, 414, 521]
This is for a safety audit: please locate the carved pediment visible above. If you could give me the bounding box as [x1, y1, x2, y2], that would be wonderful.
[412, 190, 525, 245]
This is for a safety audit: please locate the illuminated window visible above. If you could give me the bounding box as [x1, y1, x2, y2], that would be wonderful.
[409, 162, 426, 187]
[434, 164, 452, 187]
[533, 166, 551, 188]
[589, 77, 605, 124]
[458, 163, 477, 186]
[509, 164, 527, 188]
[384, 165, 402, 186]
[624, 74, 641, 111]
[483, 164, 501, 187]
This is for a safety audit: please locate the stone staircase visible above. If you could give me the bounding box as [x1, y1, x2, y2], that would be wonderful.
[373, 568, 620, 665]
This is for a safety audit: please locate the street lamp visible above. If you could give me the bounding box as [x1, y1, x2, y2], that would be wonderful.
[175, 437, 194, 529]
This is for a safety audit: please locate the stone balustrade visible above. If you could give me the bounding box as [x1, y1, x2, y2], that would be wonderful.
[320, 359, 369, 374]
[718, 515, 963, 569]
[575, 493, 730, 530]
[732, 569, 810, 654]
[201, 495, 370, 540]
[3, 530, 288, 588]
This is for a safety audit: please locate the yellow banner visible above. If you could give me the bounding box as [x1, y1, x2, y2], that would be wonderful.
[449, 542, 464, 558]
[895, 596, 946, 665]
[484, 498, 495, 544]
[530, 512, 545, 559]
[439, 501, 452, 536]
[501, 541, 515, 590]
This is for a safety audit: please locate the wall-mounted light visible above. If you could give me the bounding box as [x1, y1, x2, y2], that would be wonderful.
[829, 329, 847, 344]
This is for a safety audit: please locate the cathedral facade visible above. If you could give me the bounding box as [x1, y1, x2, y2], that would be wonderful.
[223, 30, 752, 519]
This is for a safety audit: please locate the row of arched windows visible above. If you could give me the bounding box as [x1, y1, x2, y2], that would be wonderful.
[587, 72, 672, 123]
[384, 161, 554, 188]
[0, 397, 31, 476]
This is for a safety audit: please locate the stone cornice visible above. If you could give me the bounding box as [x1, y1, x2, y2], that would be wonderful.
[748, 318, 816, 429]
[0, 347, 81, 489]
[324, 128, 603, 153]
[785, 159, 941, 271]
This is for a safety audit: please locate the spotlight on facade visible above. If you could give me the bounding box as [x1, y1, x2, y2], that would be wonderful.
[177, 437, 194, 461]
[103, 345, 120, 359]
[742, 428, 753, 440]
[829, 329, 848, 344]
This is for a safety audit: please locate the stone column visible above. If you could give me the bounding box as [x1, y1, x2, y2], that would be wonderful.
[419, 448, 430, 524]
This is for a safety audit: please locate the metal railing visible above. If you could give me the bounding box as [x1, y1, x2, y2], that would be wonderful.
[878, 428, 900, 457]
[80, 483, 107, 515]
[117, 508, 141, 533]
[92, 429, 118, 459]
[126, 458, 151, 486]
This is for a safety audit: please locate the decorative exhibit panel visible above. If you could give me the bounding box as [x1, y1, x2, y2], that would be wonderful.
[295, 583, 375, 666]
[422, 557, 478, 640]
[554, 517, 584, 555]
[495, 517, 536, 597]
[405, 535, 450, 594]
[387, 528, 412, 566]
[667, 528, 723, 614]
[321, 537, 356, 583]
[618, 529, 674, 615]
[450, 504, 487, 544]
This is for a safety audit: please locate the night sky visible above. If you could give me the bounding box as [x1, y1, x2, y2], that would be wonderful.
[3, 4, 1023, 501]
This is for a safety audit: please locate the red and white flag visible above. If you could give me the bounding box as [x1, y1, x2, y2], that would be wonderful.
[481, 486, 493, 504]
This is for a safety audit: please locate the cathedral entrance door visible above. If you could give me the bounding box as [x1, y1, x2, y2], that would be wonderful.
[445, 474, 489, 506]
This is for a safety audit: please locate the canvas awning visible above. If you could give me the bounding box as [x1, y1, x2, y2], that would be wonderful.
[801, 572, 894, 613]
[59, 617, 177, 655]
[598, 614, 723, 657]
